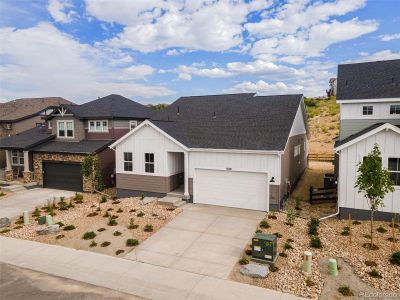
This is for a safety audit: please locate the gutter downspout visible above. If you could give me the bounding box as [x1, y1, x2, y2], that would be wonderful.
[319, 150, 340, 221]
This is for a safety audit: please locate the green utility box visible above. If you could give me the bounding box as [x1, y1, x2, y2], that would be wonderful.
[251, 233, 278, 265]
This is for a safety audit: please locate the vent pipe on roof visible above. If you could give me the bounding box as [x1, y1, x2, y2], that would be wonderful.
[177, 106, 180, 115]
[213, 111, 216, 119]
[168, 115, 170, 121]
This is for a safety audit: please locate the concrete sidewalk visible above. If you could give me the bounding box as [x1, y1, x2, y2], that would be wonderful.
[0, 237, 304, 300]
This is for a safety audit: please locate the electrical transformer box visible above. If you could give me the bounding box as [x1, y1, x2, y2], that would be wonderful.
[251, 233, 277, 264]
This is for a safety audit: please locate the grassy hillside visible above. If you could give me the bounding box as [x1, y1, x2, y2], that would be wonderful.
[304, 97, 340, 154]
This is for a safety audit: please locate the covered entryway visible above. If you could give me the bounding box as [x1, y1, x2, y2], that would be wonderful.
[193, 169, 269, 211]
[43, 161, 83, 191]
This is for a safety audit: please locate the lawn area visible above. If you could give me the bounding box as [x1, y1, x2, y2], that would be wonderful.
[0, 192, 181, 257]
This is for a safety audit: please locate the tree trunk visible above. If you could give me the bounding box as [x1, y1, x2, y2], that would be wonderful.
[370, 209, 374, 248]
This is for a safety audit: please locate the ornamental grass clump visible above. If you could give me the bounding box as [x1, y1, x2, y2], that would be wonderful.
[82, 231, 96, 240]
[126, 239, 139, 247]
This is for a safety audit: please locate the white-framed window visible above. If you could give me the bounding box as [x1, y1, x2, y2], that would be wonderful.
[123, 152, 133, 171]
[390, 105, 400, 115]
[294, 145, 301, 157]
[88, 120, 108, 132]
[145, 153, 154, 173]
[11, 150, 24, 166]
[57, 120, 74, 138]
[48, 121, 52, 129]
[130, 120, 138, 131]
[388, 157, 400, 186]
[362, 106, 373, 115]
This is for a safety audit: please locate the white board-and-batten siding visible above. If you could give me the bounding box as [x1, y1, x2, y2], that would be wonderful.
[338, 129, 400, 213]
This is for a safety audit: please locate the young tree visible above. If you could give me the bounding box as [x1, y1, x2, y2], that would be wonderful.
[355, 144, 395, 248]
[81, 155, 104, 193]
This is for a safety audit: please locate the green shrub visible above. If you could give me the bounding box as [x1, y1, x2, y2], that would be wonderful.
[377, 226, 387, 233]
[100, 241, 111, 247]
[113, 231, 122, 236]
[286, 209, 296, 225]
[389, 251, 400, 266]
[238, 257, 249, 265]
[144, 224, 153, 232]
[126, 239, 139, 247]
[117, 208, 123, 213]
[310, 236, 322, 248]
[259, 220, 270, 229]
[90, 240, 97, 247]
[274, 232, 282, 238]
[100, 195, 107, 203]
[338, 285, 354, 296]
[74, 192, 83, 201]
[56, 234, 64, 239]
[107, 217, 118, 226]
[97, 228, 106, 232]
[82, 231, 96, 240]
[63, 225, 76, 231]
[368, 269, 382, 278]
[137, 211, 145, 217]
[283, 242, 293, 250]
[55, 221, 64, 227]
[115, 249, 125, 255]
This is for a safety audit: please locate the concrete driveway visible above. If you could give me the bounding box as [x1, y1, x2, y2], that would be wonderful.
[0, 188, 75, 219]
[124, 204, 265, 279]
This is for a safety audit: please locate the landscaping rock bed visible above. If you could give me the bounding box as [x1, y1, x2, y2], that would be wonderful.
[230, 212, 399, 299]
[0, 193, 181, 257]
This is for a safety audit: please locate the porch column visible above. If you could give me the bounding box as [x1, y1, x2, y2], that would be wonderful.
[23, 151, 30, 172]
[183, 151, 189, 200]
[5, 150, 12, 171]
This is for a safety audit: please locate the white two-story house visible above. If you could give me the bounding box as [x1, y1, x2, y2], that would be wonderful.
[334, 59, 400, 220]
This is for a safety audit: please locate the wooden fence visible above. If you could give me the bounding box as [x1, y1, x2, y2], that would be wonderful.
[308, 153, 335, 162]
[309, 186, 337, 204]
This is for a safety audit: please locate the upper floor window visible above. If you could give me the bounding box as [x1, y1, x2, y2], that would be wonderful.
[88, 120, 108, 132]
[145, 153, 154, 173]
[390, 105, 400, 115]
[294, 145, 301, 157]
[11, 150, 24, 166]
[57, 120, 74, 138]
[130, 120, 138, 131]
[388, 158, 400, 186]
[123, 152, 133, 172]
[362, 106, 373, 115]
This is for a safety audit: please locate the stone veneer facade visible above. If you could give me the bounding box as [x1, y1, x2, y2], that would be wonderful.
[33, 152, 93, 192]
[23, 171, 33, 183]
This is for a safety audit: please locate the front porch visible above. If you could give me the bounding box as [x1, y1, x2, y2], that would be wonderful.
[3, 150, 34, 184]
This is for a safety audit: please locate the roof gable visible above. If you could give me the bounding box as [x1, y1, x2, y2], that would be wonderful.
[337, 59, 400, 101]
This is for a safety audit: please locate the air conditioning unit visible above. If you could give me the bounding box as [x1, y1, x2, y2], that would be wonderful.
[251, 233, 278, 265]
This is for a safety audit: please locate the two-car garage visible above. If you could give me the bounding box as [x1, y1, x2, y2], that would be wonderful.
[193, 168, 269, 211]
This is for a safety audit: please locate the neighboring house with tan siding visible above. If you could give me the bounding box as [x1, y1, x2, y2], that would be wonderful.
[0, 97, 72, 169]
[110, 93, 309, 211]
[0, 94, 153, 191]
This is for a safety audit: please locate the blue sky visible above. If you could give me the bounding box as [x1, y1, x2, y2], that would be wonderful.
[0, 0, 399, 104]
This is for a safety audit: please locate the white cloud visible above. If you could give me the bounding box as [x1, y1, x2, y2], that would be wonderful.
[176, 65, 232, 80]
[224, 80, 304, 95]
[47, 0, 76, 23]
[0, 23, 174, 102]
[379, 33, 400, 42]
[347, 50, 400, 63]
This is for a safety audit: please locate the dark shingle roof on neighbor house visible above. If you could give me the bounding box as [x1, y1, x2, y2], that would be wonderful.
[150, 93, 304, 151]
[64, 94, 154, 120]
[0, 126, 54, 150]
[32, 140, 113, 154]
[337, 59, 400, 100]
[0, 97, 73, 122]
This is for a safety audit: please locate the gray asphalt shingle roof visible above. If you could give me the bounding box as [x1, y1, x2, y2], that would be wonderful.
[337, 59, 400, 100]
[0, 126, 54, 150]
[64, 94, 154, 119]
[32, 140, 113, 154]
[150, 93, 304, 151]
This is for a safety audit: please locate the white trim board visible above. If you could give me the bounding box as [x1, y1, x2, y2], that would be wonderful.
[337, 98, 400, 104]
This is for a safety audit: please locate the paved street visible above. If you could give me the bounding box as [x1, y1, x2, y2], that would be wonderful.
[0, 188, 74, 218]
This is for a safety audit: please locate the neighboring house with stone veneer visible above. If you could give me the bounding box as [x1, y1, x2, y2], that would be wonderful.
[0, 97, 72, 169]
[0, 94, 154, 191]
[110, 93, 309, 211]
[334, 59, 400, 221]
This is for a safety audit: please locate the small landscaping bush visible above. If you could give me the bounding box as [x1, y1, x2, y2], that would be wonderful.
[55, 221, 64, 227]
[284, 242, 293, 250]
[100, 195, 107, 203]
[115, 249, 125, 255]
[56, 234, 64, 239]
[144, 224, 153, 232]
[338, 285, 354, 296]
[137, 211, 145, 217]
[308, 217, 320, 236]
[100, 241, 111, 247]
[107, 217, 118, 226]
[0, 229, 10, 233]
[97, 228, 106, 232]
[368, 269, 382, 278]
[274, 232, 282, 238]
[285, 209, 296, 226]
[58, 199, 68, 211]
[74, 192, 83, 202]
[279, 252, 287, 257]
[365, 260, 377, 267]
[310, 236, 322, 248]
[117, 208, 123, 213]
[352, 220, 362, 225]
[68, 200, 74, 208]
[82, 231, 96, 240]
[238, 257, 249, 265]
[389, 251, 400, 266]
[341, 227, 350, 236]
[259, 220, 270, 229]
[90, 240, 97, 247]
[126, 239, 139, 246]
[113, 231, 122, 236]
[63, 225, 76, 231]
[377, 226, 387, 233]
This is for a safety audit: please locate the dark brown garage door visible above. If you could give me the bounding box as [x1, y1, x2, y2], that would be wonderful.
[43, 161, 83, 192]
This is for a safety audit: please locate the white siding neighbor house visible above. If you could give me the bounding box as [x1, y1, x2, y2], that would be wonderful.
[334, 59, 400, 220]
[111, 93, 309, 211]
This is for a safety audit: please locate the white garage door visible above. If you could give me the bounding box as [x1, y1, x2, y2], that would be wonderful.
[194, 169, 269, 211]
